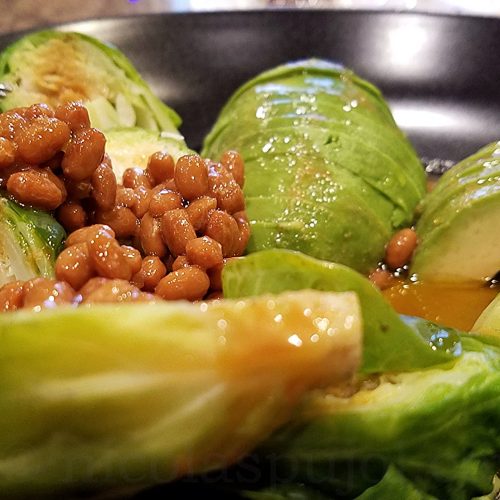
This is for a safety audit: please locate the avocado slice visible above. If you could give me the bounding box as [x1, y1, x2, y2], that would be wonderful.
[243, 152, 395, 222]
[203, 59, 426, 274]
[411, 141, 500, 283]
[208, 85, 425, 215]
[210, 122, 423, 225]
[246, 194, 391, 273]
[415, 143, 500, 225]
[211, 59, 397, 127]
[211, 90, 421, 171]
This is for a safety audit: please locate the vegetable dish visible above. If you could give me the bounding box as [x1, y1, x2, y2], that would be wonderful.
[0, 29, 498, 500]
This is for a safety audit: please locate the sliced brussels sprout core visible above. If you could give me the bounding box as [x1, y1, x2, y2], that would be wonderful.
[262, 335, 500, 499]
[0, 195, 65, 285]
[0, 31, 185, 139]
[105, 127, 192, 181]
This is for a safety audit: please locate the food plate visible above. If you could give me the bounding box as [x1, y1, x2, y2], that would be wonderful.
[2, 10, 498, 161]
[1, 9, 499, 499]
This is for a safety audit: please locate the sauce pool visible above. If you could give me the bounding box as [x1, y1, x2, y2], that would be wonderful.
[383, 280, 499, 331]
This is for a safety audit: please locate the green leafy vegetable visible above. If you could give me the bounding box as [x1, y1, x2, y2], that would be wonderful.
[223, 249, 461, 373]
[0, 290, 362, 498]
[105, 127, 192, 181]
[260, 334, 500, 500]
[203, 59, 426, 273]
[0, 30, 185, 140]
[0, 194, 65, 284]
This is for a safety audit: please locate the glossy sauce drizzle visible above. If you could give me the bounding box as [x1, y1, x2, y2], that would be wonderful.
[383, 280, 499, 331]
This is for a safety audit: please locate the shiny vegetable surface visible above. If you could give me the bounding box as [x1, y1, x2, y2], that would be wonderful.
[0, 290, 362, 498]
[0, 31, 185, 141]
[203, 59, 426, 273]
[412, 141, 500, 283]
[222, 251, 500, 498]
[260, 334, 500, 500]
[0, 194, 65, 285]
[104, 127, 192, 181]
[223, 249, 461, 373]
[0, 27, 497, 500]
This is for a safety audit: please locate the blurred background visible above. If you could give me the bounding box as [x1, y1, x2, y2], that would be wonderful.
[1, 0, 500, 34]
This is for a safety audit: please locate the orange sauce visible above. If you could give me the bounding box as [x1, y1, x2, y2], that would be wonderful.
[383, 280, 499, 331]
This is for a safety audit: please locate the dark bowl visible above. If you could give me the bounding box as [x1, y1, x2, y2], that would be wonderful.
[0, 10, 498, 498]
[1, 9, 499, 162]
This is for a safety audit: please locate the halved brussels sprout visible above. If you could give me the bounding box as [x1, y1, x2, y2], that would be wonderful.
[0, 30, 185, 142]
[261, 334, 500, 500]
[105, 127, 192, 181]
[0, 290, 362, 498]
[0, 194, 65, 284]
[222, 249, 461, 373]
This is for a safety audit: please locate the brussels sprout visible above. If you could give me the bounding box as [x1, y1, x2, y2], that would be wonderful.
[0, 290, 362, 498]
[222, 249, 461, 373]
[0, 194, 65, 284]
[260, 334, 500, 499]
[105, 127, 192, 181]
[0, 30, 185, 142]
[203, 60, 426, 273]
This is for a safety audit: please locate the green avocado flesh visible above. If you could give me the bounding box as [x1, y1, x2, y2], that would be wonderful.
[0, 30, 185, 141]
[203, 60, 426, 273]
[412, 141, 500, 283]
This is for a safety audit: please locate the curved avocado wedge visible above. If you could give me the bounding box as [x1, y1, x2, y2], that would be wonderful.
[243, 152, 395, 225]
[239, 146, 394, 269]
[0, 290, 362, 497]
[245, 195, 391, 273]
[211, 59, 396, 127]
[210, 91, 424, 184]
[222, 249, 462, 373]
[214, 123, 423, 225]
[415, 141, 500, 224]
[203, 59, 426, 274]
[412, 142, 500, 283]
